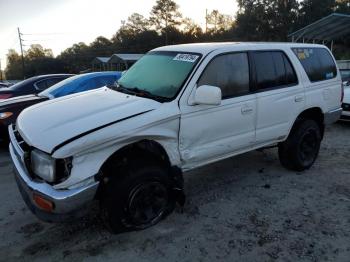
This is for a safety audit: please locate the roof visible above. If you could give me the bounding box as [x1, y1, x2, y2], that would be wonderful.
[92, 57, 110, 64]
[79, 71, 122, 77]
[288, 13, 350, 42]
[108, 54, 144, 63]
[154, 42, 326, 56]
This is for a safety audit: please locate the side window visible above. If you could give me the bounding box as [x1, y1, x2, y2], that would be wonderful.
[45, 78, 64, 88]
[34, 80, 47, 90]
[292, 48, 337, 82]
[253, 51, 298, 90]
[198, 53, 250, 99]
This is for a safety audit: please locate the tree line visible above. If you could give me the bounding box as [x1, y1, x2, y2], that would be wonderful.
[4, 0, 350, 80]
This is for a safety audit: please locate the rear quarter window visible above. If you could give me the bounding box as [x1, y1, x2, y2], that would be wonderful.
[292, 48, 337, 82]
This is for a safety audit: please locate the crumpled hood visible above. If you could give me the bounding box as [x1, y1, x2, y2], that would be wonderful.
[17, 87, 160, 153]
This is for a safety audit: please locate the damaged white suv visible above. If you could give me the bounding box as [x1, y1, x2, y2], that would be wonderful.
[9, 43, 343, 232]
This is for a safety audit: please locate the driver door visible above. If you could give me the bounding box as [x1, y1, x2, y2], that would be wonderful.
[179, 52, 257, 169]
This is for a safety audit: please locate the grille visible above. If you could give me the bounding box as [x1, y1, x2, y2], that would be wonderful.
[11, 125, 33, 177]
[342, 103, 350, 112]
[12, 125, 31, 152]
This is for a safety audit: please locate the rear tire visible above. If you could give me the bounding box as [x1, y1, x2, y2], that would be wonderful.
[278, 119, 322, 171]
[100, 160, 175, 233]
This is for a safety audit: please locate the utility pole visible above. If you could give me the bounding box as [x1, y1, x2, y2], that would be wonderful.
[17, 27, 25, 79]
[205, 9, 208, 33]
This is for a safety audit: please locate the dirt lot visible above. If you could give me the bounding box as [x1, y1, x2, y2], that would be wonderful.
[0, 123, 349, 262]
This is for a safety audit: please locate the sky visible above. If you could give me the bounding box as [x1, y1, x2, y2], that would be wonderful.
[0, 0, 238, 68]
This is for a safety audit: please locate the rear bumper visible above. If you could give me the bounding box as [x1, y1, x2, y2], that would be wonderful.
[9, 137, 99, 222]
[324, 108, 342, 125]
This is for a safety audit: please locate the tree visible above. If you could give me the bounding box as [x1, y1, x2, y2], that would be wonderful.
[5, 49, 22, 80]
[297, 0, 336, 29]
[335, 0, 350, 14]
[235, 0, 299, 41]
[123, 13, 150, 34]
[182, 18, 203, 38]
[149, 0, 182, 44]
[25, 44, 53, 60]
[206, 10, 234, 33]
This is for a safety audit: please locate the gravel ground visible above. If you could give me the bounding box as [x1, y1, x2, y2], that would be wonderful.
[0, 122, 349, 262]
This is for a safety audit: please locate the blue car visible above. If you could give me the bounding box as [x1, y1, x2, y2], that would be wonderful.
[40, 71, 122, 98]
[0, 71, 122, 143]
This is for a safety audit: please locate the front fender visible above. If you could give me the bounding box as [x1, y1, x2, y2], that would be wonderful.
[53, 116, 181, 190]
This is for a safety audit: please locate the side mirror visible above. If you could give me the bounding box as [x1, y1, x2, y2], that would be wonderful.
[194, 85, 222, 106]
[343, 81, 349, 87]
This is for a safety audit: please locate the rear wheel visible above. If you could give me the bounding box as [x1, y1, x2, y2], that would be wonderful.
[278, 119, 322, 171]
[100, 161, 175, 233]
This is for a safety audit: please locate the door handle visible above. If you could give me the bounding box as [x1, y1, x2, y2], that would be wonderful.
[241, 107, 253, 114]
[295, 95, 304, 102]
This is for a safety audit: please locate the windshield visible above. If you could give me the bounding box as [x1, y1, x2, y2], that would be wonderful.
[117, 51, 201, 100]
[39, 75, 82, 98]
[7, 77, 36, 91]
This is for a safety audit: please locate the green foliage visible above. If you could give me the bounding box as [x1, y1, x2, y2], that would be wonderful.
[149, 0, 182, 31]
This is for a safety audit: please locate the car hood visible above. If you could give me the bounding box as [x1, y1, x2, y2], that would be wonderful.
[17, 88, 161, 153]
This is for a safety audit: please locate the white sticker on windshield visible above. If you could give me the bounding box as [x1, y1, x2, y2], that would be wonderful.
[173, 53, 199, 63]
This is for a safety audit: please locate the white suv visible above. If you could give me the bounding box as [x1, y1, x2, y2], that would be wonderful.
[9, 43, 343, 232]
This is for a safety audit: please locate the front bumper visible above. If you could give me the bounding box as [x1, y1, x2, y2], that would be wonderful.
[9, 129, 99, 222]
[324, 108, 342, 125]
[340, 103, 350, 121]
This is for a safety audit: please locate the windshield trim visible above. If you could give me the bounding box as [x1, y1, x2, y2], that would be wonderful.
[118, 51, 203, 102]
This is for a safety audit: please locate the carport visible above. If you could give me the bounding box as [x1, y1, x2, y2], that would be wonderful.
[91, 57, 110, 71]
[288, 13, 350, 51]
[108, 54, 143, 71]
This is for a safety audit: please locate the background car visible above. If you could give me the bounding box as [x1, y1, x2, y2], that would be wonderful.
[0, 82, 11, 88]
[0, 74, 74, 101]
[340, 69, 350, 86]
[340, 84, 350, 121]
[0, 71, 122, 143]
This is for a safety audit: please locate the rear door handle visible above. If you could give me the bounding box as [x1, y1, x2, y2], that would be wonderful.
[295, 95, 304, 102]
[241, 107, 253, 115]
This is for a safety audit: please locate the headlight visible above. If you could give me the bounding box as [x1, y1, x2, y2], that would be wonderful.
[0, 112, 13, 120]
[31, 149, 56, 182]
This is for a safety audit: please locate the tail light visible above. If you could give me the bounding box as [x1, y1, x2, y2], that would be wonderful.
[0, 94, 12, 100]
[341, 82, 344, 103]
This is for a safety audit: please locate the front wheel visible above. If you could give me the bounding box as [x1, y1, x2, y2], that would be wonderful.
[278, 119, 322, 171]
[100, 163, 175, 233]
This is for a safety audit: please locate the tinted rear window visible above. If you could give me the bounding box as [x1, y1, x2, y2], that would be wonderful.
[253, 51, 298, 90]
[292, 48, 337, 82]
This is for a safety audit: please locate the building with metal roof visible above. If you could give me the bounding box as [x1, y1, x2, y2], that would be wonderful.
[91, 54, 144, 71]
[288, 13, 350, 51]
[91, 57, 110, 71]
[107, 54, 144, 71]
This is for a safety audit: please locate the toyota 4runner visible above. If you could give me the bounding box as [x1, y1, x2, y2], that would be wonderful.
[9, 43, 343, 232]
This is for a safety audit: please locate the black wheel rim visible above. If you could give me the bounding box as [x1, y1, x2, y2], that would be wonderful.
[128, 181, 168, 227]
[299, 129, 318, 165]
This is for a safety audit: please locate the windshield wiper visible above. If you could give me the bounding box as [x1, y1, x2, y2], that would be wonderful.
[128, 87, 170, 102]
[114, 84, 135, 95]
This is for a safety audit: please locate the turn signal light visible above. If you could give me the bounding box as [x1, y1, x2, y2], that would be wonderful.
[33, 194, 54, 212]
[0, 112, 13, 120]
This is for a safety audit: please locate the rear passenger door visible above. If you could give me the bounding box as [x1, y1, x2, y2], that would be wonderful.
[252, 50, 305, 144]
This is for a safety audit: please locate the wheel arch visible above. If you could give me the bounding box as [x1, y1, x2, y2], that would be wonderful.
[290, 107, 325, 138]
